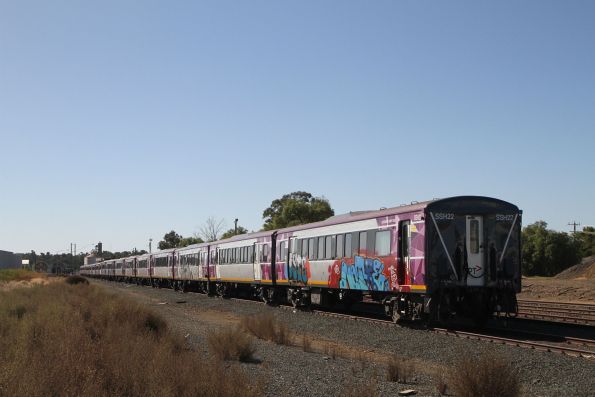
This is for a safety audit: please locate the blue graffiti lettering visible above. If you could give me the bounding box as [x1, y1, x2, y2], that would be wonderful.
[339, 255, 388, 291]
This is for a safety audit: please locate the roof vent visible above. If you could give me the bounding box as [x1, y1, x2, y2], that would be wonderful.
[410, 201, 419, 204]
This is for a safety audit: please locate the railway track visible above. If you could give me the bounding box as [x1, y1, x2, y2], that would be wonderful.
[515, 299, 595, 326]
[229, 295, 595, 359]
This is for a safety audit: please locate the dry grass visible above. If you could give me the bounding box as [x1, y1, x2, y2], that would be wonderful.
[323, 343, 338, 359]
[0, 268, 44, 282]
[386, 354, 414, 383]
[447, 354, 520, 397]
[301, 334, 313, 352]
[241, 313, 291, 345]
[0, 281, 262, 397]
[434, 371, 448, 395]
[208, 327, 256, 362]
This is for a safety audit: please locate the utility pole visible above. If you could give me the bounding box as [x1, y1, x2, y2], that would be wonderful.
[234, 218, 238, 235]
[149, 238, 153, 253]
[70, 243, 73, 275]
[568, 221, 580, 233]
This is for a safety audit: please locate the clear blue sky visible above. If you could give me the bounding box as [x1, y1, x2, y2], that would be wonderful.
[1, 1, 593, 254]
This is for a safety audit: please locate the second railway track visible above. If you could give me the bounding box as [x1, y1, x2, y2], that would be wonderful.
[515, 299, 595, 326]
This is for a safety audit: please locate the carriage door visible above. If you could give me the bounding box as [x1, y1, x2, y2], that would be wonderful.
[465, 215, 485, 286]
[253, 243, 262, 281]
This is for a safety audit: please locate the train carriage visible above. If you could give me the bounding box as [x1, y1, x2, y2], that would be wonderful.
[134, 254, 150, 281]
[175, 243, 209, 291]
[83, 196, 521, 324]
[151, 249, 175, 287]
[123, 257, 136, 281]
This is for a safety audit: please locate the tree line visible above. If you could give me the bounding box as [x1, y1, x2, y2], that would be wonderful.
[522, 222, 594, 276]
[157, 191, 333, 249]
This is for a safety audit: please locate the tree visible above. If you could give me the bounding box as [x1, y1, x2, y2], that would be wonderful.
[178, 236, 204, 248]
[576, 226, 595, 257]
[198, 217, 226, 242]
[262, 191, 334, 230]
[158, 230, 182, 250]
[521, 221, 581, 276]
[221, 226, 248, 240]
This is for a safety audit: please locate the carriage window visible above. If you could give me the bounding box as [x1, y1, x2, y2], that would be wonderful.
[302, 239, 308, 257]
[318, 237, 325, 259]
[279, 241, 286, 261]
[375, 230, 391, 256]
[399, 221, 410, 260]
[336, 234, 344, 258]
[470, 220, 479, 254]
[325, 236, 332, 259]
[263, 244, 269, 262]
[359, 232, 367, 255]
[345, 234, 352, 258]
[309, 238, 315, 259]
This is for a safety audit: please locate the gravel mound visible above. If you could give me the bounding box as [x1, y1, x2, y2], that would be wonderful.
[556, 255, 595, 280]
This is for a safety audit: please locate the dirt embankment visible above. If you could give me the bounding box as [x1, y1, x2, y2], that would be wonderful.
[518, 256, 595, 304]
[555, 255, 595, 280]
[519, 277, 595, 304]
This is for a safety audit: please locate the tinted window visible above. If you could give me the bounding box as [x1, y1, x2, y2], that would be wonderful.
[375, 230, 391, 256]
[279, 241, 286, 262]
[308, 238, 315, 259]
[345, 234, 352, 258]
[325, 236, 332, 259]
[470, 220, 479, 254]
[318, 237, 325, 259]
[302, 239, 308, 257]
[336, 234, 344, 258]
[359, 232, 367, 255]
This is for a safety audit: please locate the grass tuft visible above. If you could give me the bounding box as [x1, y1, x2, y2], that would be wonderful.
[301, 335, 313, 352]
[386, 354, 414, 383]
[208, 327, 256, 362]
[447, 354, 520, 397]
[241, 313, 291, 345]
[434, 371, 448, 395]
[65, 275, 89, 285]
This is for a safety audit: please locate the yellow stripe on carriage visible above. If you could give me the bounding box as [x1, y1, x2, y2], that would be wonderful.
[217, 277, 255, 282]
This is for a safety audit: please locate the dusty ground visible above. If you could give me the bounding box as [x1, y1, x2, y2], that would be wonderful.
[519, 277, 595, 304]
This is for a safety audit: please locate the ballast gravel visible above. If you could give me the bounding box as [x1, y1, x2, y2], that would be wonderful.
[93, 280, 595, 397]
